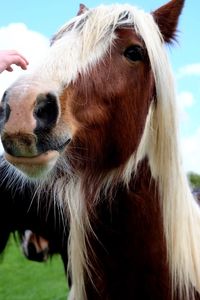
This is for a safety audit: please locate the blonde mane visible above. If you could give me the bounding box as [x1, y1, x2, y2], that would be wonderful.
[25, 4, 200, 300]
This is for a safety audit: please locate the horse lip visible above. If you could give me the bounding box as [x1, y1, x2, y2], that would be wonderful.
[37, 137, 71, 153]
[55, 138, 71, 152]
[4, 150, 59, 165]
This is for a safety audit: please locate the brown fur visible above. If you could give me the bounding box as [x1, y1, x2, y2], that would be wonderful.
[63, 29, 154, 173]
[83, 159, 172, 300]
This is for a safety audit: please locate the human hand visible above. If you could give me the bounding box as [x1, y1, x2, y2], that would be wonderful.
[0, 50, 29, 73]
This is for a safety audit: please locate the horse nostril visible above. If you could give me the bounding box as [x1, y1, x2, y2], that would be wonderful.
[1, 137, 15, 156]
[34, 92, 59, 131]
[0, 93, 11, 131]
[5, 104, 11, 123]
[27, 243, 37, 258]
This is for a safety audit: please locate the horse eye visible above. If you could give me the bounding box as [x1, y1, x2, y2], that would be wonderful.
[124, 45, 144, 62]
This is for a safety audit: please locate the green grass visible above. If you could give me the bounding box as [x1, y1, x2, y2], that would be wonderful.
[0, 236, 68, 300]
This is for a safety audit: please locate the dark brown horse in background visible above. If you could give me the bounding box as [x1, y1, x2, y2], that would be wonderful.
[0, 155, 69, 270]
[1, 1, 200, 299]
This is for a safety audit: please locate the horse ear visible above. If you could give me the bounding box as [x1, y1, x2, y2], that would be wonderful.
[77, 4, 89, 16]
[152, 0, 185, 43]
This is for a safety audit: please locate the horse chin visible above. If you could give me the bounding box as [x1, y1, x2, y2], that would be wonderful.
[4, 150, 59, 179]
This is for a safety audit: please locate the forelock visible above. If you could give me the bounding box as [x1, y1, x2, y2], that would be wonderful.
[51, 5, 145, 45]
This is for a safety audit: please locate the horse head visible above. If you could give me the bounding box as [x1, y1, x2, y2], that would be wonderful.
[0, 0, 184, 180]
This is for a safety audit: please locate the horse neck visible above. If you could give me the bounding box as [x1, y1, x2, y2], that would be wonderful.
[83, 158, 173, 300]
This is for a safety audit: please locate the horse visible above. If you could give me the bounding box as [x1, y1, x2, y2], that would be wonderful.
[21, 230, 50, 262]
[0, 155, 69, 270]
[0, 0, 200, 299]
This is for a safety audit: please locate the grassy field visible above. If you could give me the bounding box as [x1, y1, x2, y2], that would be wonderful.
[0, 236, 68, 300]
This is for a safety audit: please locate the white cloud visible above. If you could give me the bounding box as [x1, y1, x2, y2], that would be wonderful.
[177, 91, 194, 108]
[0, 23, 49, 97]
[181, 128, 200, 174]
[176, 91, 200, 174]
[177, 63, 200, 79]
[177, 91, 195, 123]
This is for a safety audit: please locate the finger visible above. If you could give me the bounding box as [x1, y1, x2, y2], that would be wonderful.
[6, 66, 13, 72]
[19, 59, 28, 70]
[13, 52, 29, 65]
[18, 55, 29, 66]
[13, 56, 29, 69]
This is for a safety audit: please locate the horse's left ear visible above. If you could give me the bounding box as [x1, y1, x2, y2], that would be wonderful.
[152, 0, 185, 43]
[77, 4, 89, 16]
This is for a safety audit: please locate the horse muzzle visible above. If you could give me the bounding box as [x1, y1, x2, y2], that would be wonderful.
[1, 130, 71, 178]
[0, 88, 72, 178]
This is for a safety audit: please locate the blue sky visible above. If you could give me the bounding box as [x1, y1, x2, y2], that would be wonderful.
[0, 0, 200, 172]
